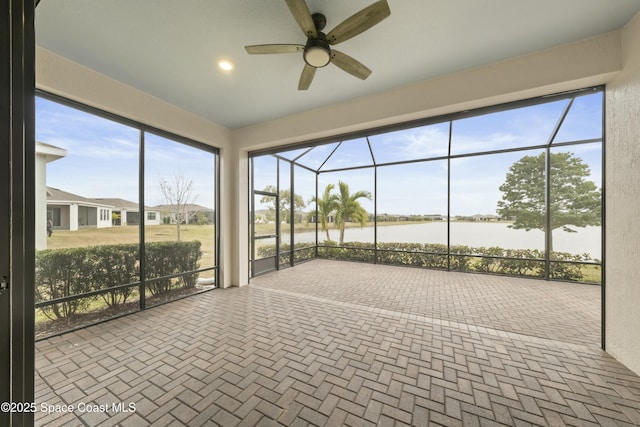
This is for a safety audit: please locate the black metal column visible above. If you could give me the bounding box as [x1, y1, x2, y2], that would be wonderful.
[139, 129, 146, 309]
[1, 0, 36, 425]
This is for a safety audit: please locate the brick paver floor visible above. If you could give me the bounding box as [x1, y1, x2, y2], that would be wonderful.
[35, 260, 640, 426]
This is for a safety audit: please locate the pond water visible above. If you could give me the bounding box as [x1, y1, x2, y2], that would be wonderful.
[283, 222, 601, 258]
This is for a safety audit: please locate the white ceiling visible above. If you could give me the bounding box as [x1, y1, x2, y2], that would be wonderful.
[35, 0, 640, 130]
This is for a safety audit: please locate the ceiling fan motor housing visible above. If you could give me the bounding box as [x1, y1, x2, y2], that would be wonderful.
[311, 12, 327, 31]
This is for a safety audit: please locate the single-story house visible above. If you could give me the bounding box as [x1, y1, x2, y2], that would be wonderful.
[46, 189, 165, 231]
[91, 198, 162, 226]
[154, 203, 215, 224]
[472, 214, 500, 221]
[46, 187, 113, 231]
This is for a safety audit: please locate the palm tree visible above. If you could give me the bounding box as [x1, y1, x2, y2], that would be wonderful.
[334, 181, 372, 245]
[309, 184, 339, 242]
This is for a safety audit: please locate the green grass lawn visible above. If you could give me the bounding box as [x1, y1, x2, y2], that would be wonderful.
[254, 220, 431, 235]
[47, 224, 216, 269]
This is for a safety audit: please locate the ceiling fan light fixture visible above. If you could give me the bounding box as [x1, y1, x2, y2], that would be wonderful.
[217, 59, 234, 71]
[303, 37, 331, 68]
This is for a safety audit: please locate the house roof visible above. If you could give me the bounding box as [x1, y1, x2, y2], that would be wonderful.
[153, 203, 214, 213]
[36, 141, 67, 163]
[92, 198, 137, 210]
[36, 141, 65, 152]
[46, 187, 113, 208]
[46, 187, 195, 212]
[91, 198, 159, 212]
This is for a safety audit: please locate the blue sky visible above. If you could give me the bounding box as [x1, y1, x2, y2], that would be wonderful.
[256, 92, 603, 216]
[36, 97, 216, 208]
[37, 91, 602, 216]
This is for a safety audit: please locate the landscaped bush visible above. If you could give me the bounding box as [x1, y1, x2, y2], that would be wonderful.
[549, 252, 595, 281]
[376, 243, 449, 269]
[472, 247, 545, 276]
[294, 245, 316, 263]
[257, 241, 598, 282]
[35, 240, 202, 321]
[317, 241, 376, 263]
[145, 241, 202, 295]
[498, 249, 546, 276]
[90, 244, 139, 307]
[257, 242, 316, 266]
[35, 248, 96, 321]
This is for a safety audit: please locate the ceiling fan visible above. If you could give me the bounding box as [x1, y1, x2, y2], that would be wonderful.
[245, 0, 391, 90]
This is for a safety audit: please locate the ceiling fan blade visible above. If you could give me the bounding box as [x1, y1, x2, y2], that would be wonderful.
[285, 0, 317, 38]
[245, 44, 304, 54]
[298, 64, 316, 90]
[326, 0, 390, 45]
[330, 50, 372, 80]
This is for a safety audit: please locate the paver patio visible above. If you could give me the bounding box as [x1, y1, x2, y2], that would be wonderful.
[35, 259, 640, 426]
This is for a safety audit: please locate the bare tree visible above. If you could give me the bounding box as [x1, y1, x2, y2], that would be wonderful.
[159, 175, 198, 241]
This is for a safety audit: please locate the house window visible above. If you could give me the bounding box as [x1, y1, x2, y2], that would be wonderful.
[47, 207, 61, 227]
[147, 212, 156, 220]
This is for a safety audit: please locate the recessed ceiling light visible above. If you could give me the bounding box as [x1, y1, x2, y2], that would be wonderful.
[217, 59, 234, 71]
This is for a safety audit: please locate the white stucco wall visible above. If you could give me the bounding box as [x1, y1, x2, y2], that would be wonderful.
[35, 142, 66, 250]
[69, 204, 78, 231]
[144, 211, 162, 226]
[35, 154, 48, 250]
[605, 12, 640, 376]
[96, 208, 112, 228]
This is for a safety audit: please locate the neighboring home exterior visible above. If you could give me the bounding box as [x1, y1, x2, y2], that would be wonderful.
[36, 142, 67, 250]
[35, 141, 164, 249]
[46, 187, 114, 231]
[154, 203, 215, 224]
[424, 214, 445, 221]
[47, 190, 165, 230]
[472, 214, 500, 221]
[91, 198, 162, 226]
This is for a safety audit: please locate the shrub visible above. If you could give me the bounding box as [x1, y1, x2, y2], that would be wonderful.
[90, 244, 139, 307]
[501, 249, 545, 277]
[258, 241, 597, 283]
[377, 243, 449, 269]
[196, 211, 210, 225]
[35, 240, 203, 321]
[257, 242, 317, 266]
[317, 242, 376, 263]
[294, 245, 316, 263]
[35, 248, 95, 321]
[144, 241, 202, 295]
[548, 252, 594, 281]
